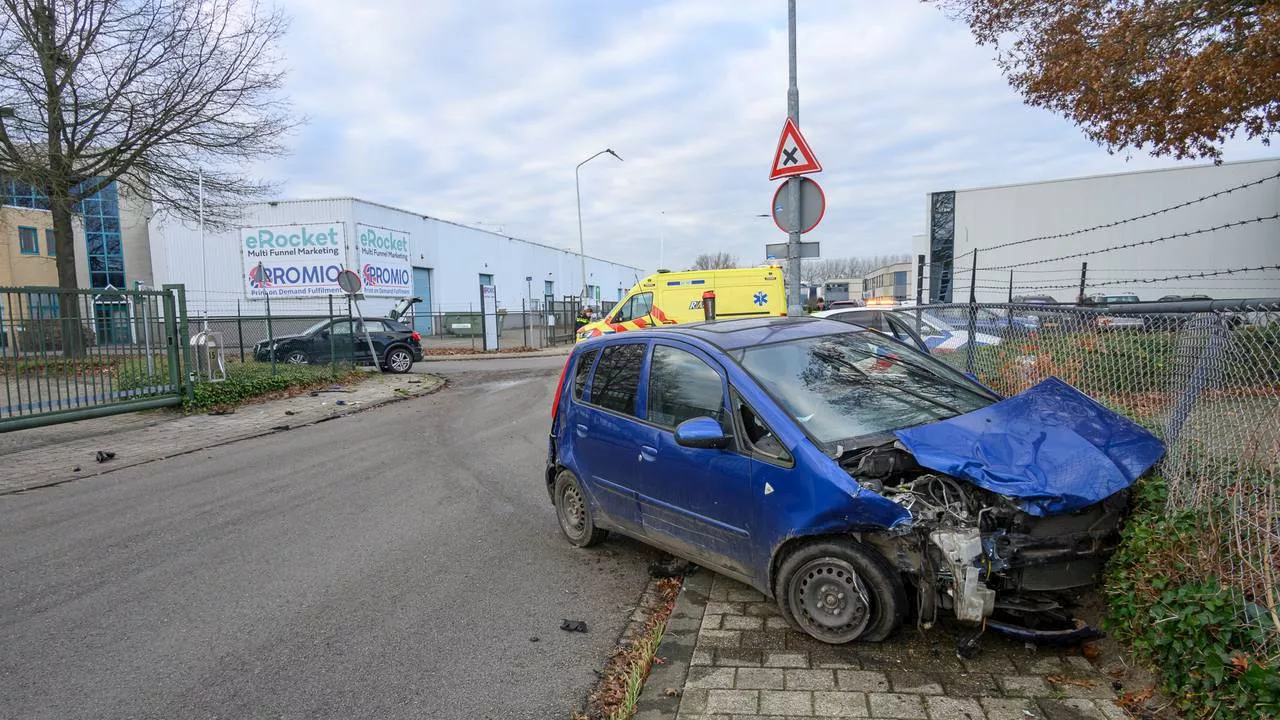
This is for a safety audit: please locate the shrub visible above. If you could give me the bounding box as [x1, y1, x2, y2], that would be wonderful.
[1105, 476, 1280, 718]
[184, 362, 354, 411]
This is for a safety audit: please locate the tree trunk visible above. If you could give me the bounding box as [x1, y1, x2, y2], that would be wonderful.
[36, 2, 85, 356]
[50, 184, 85, 357]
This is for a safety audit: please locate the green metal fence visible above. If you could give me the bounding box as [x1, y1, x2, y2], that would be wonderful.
[0, 284, 189, 431]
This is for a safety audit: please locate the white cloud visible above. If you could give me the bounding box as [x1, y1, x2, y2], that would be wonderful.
[255, 0, 1276, 275]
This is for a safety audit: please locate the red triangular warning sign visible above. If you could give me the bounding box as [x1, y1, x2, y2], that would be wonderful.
[769, 117, 822, 180]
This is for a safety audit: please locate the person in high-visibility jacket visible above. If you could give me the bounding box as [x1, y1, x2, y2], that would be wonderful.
[574, 307, 594, 331]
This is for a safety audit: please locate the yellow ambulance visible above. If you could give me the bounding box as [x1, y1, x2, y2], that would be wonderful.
[576, 265, 787, 341]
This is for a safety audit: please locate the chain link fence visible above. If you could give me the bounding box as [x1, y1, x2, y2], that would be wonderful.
[882, 300, 1280, 659]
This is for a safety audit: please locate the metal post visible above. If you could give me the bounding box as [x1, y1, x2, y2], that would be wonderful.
[1077, 262, 1088, 305]
[236, 299, 245, 362]
[137, 281, 154, 376]
[265, 290, 275, 376]
[352, 297, 381, 372]
[328, 295, 336, 373]
[965, 251, 978, 374]
[1006, 268, 1015, 326]
[785, 0, 803, 316]
[915, 254, 926, 305]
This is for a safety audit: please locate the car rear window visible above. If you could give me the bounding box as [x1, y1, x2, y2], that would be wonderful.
[589, 343, 645, 417]
[573, 349, 598, 400]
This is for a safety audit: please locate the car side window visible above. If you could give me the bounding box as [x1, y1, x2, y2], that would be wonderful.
[733, 392, 791, 464]
[573, 349, 599, 401]
[363, 320, 388, 333]
[589, 343, 645, 417]
[331, 320, 354, 335]
[613, 292, 653, 323]
[647, 345, 724, 429]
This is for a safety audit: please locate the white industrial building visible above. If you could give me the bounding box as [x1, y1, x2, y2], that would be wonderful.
[149, 198, 645, 327]
[913, 157, 1280, 303]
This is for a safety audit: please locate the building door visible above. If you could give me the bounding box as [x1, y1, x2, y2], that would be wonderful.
[412, 267, 432, 333]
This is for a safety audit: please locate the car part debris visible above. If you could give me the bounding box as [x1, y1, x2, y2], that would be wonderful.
[95, 450, 115, 463]
[648, 556, 691, 578]
[560, 619, 589, 633]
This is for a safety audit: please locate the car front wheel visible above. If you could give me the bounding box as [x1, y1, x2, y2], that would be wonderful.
[383, 346, 415, 373]
[553, 470, 607, 547]
[283, 350, 310, 365]
[775, 539, 906, 644]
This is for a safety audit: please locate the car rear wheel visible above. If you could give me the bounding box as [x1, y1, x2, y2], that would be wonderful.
[553, 470, 607, 548]
[383, 346, 414, 373]
[775, 539, 905, 644]
[283, 350, 310, 365]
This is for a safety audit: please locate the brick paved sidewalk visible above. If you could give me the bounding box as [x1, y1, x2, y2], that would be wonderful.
[0, 372, 443, 495]
[670, 575, 1126, 720]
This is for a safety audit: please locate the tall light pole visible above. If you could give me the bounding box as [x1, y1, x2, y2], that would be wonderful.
[785, 0, 803, 316]
[659, 210, 666, 270]
[575, 148, 623, 304]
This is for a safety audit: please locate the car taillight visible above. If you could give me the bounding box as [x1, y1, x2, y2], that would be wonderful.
[551, 354, 572, 420]
[410, 331, 421, 342]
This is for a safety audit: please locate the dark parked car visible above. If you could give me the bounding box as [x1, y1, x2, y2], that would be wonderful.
[546, 317, 1163, 647]
[253, 317, 423, 373]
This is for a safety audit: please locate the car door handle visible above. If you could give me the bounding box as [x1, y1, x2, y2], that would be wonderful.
[639, 445, 658, 462]
[575, 424, 588, 437]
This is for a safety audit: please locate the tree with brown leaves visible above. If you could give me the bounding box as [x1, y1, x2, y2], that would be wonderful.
[928, 0, 1280, 161]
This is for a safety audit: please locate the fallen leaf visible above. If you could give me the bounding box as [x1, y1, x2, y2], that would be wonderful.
[1048, 675, 1094, 688]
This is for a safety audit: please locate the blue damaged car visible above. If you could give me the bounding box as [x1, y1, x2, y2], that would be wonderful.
[545, 317, 1164, 646]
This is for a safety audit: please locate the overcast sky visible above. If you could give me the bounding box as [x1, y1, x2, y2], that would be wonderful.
[256, 0, 1274, 273]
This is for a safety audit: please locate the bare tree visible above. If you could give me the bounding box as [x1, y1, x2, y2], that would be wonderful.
[0, 0, 295, 351]
[691, 252, 738, 270]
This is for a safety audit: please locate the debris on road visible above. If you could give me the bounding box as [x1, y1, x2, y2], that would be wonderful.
[528, 636, 539, 643]
[284, 410, 297, 416]
[95, 450, 115, 463]
[560, 619, 589, 633]
[647, 555, 692, 578]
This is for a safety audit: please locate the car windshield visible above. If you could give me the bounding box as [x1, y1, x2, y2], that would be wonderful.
[302, 319, 332, 335]
[731, 330, 996, 448]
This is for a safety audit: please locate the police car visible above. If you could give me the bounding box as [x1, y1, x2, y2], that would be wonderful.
[810, 306, 1002, 354]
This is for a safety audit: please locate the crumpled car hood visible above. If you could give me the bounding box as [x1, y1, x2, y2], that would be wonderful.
[893, 376, 1165, 516]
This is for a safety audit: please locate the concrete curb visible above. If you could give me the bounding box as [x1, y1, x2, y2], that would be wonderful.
[0, 375, 446, 497]
[633, 571, 713, 720]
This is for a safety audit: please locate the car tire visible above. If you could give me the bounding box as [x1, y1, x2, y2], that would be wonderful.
[383, 346, 415, 373]
[553, 470, 607, 548]
[283, 350, 310, 365]
[774, 539, 906, 644]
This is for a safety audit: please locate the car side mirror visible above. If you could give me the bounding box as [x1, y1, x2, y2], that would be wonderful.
[674, 417, 730, 450]
[319, 330, 330, 338]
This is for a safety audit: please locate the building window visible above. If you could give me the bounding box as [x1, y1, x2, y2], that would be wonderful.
[29, 292, 59, 319]
[544, 280, 554, 297]
[0, 177, 50, 210]
[76, 180, 124, 289]
[18, 226, 38, 255]
[479, 273, 494, 286]
[45, 228, 56, 257]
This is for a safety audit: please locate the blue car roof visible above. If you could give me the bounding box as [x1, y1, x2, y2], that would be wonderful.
[584, 316, 856, 352]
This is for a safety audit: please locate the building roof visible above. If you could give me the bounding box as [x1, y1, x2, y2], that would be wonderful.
[941, 156, 1280, 195]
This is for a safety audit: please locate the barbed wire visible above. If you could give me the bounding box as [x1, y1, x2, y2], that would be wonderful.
[970, 171, 1280, 255]
[971, 215, 1279, 271]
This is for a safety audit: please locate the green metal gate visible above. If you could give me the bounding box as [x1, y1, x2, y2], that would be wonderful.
[0, 284, 190, 431]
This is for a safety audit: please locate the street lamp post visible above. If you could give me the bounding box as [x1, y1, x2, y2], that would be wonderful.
[575, 148, 623, 304]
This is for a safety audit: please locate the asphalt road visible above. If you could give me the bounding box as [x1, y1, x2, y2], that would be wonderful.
[1, 356, 656, 720]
